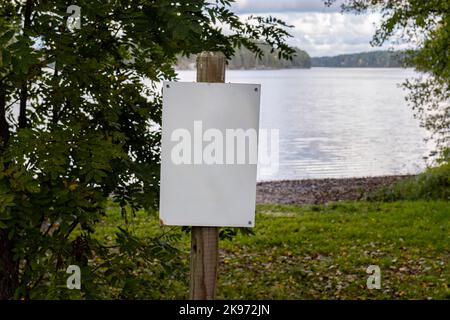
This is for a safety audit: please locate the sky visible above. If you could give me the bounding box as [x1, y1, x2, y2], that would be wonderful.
[231, 0, 398, 57]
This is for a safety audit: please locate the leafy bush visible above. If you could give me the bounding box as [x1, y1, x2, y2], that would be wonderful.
[369, 160, 450, 202]
[0, 0, 294, 299]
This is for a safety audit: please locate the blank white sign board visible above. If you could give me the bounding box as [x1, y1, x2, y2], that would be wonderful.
[159, 81, 261, 227]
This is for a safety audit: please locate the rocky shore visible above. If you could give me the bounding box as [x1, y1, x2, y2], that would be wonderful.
[256, 175, 413, 205]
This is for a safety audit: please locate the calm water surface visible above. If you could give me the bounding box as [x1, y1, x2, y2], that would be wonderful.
[178, 68, 429, 181]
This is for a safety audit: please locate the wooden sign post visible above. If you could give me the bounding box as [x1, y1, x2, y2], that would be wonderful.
[189, 52, 225, 300]
[159, 52, 259, 300]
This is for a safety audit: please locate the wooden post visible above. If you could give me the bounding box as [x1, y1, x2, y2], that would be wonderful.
[189, 52, 225, 300]
[196, 52, 226, 83]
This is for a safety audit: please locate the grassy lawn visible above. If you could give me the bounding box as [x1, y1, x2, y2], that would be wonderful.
[99, 200, 449, 299]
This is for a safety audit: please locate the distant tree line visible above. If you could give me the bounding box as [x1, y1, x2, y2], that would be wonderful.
[176, 45, 311, 70]
[311, 50, 407, 68]
[229, 45, 311, 69]
[177, 48, 410, 70]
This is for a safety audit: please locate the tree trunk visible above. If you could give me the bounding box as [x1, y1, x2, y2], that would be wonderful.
[0, 83, 19, 300]
[0, 83, 9, 146]
[0, 1, 34, 298]
[0, 230, 19, 300]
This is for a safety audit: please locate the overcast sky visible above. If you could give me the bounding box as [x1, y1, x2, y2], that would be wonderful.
[232, 0, 399, 57]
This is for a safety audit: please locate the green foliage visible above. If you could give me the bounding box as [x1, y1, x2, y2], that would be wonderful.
[311, 50, 407, 68]
[368, 161, 450, 202]
[0, 0, 294, 299]
[28, 204, 190, 299]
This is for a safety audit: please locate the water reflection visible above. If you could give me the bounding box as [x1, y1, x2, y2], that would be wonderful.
[178, 68, 429, 180]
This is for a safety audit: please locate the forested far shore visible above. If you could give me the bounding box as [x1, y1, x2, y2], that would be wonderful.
[311, 50, 407, 68]
[176, 48, 408, 70]
[176, 45, 311, 70]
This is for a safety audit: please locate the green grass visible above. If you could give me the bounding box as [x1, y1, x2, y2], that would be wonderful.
[99, 200, 450, 300]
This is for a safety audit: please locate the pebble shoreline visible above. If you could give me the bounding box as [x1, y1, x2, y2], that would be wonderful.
[256, 175, 413, 205]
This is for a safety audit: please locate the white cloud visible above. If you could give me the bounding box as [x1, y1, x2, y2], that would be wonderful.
[230, 0, 412, 56]
[233, 0, 341, 14]
[238, 11, 405, 56]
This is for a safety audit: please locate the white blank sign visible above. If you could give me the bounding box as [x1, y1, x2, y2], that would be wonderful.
[159, 81, 261, 227]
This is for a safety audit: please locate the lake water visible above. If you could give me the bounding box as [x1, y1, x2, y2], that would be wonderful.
[177, 68, 430, 181]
